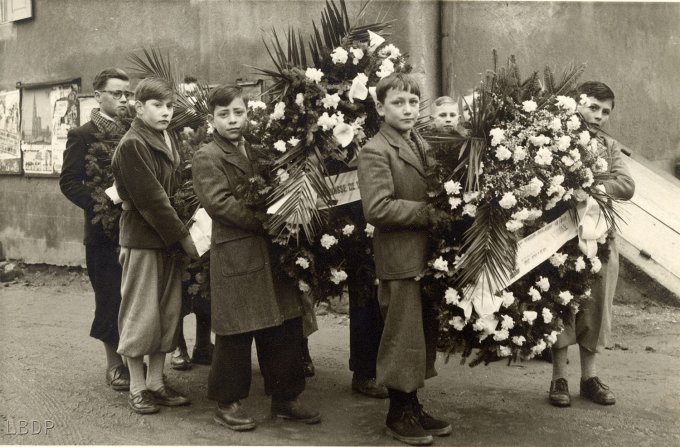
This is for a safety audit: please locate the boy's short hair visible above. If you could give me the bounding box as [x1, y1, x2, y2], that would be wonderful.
[134, 77, 174, 103]
[431, 96, 457, 113]
[375, 73, 421, 103]
[576, 81, 616, 109]
[93, 68, 129, 91]
[207, 85, 245, 114]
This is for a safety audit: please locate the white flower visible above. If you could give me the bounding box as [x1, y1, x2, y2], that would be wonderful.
[287, 137, 300, 147]
[376, 58, 395, 78]
[542, 307, 553, 323]
[556, 135, 572, 151]
[348, 73, 368, 103]
[561, 155, 575, 167]
[248, 100, 266, 110]
[534, 147, 554, 165]
[341, 224, 355, 236]
[512, 208, 530, 221]
[567, 114, 581, 131]
[556, 95, 577, 114]
[545, 197, 560, 210]
[322, 93, 341, 109]
[276, 168, 290, 183]
[489, 128, 505, 146]
[522, 310, 538, 325]
[522, 100, 538, 112]
[574, 256, 586, 272]
[295, 93, 305, 107]
[495, 145, 512, 161]
[501, 291, 515, 308]
[551, 174, 565, 186]
[463, 191, 480, 203]
[367, 30, 386, 53]
[206, 122, 214, 135]
[295, 257, 310, 269]
[330, 268, 348, 284]
[590, 256, 602, 273]
[498, 192, 517, 209]
[494, 328, 510, 341]
[273, 139, 287, 153]
[433, 256, 449, 272]
[578, 130, 591, 146]
[379, 43, 401, 59]
[529, 134, 551, 147]
[512, 335, 526, 346]
[569, 149, 581, 162]
[330, 46, 349, 64]
[524, 177, 544, 197]
[528, 287, 541, 302]
[350, 47, 364, 65]
[444, 288, 460, 305]
[513, 146, 527, 162]
[594, 157, 609, 173]
[298, 280, 311, 293]
[270, 101, 286, 120]
[506, 219, 523, 232]
[462, 204, 477, 217]
[499, 345, 512, 357]
[546, 330, 558, 345]
[550, 117, 562, 132]
[550, 252, 568, 267]
[444, 180, 462, 196]
[317, 112, 337, 131]
[320, 234, 339, 249]
[582, 168, 595, 188]
[557, 290, 573, 305]
[448, 197, 463, 210]
[305, 67, 324, 83]
[449, 316, 466, 331]
[527, 208, 543, 220]
[579, 94, 591, 107]
[536, 276, 550, 292]
[531, 339, 547, 355]
[333, 122, 355, 147]
[500, 314, 515, 330]
[365, 223, 375, 237]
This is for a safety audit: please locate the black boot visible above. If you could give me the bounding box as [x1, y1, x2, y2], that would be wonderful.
[410, 392, 452, 436]
[301, 337, 315, 377]
[385, 388, 433, 446]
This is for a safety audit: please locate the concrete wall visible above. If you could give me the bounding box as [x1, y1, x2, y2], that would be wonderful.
[0, 0, 439, 265]
[441, 1, 680, 174]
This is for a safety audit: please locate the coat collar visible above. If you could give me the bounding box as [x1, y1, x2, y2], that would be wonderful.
[213, 132, 252, 175]
[378, 122, 425, 176]
[130, 117, 177, 166]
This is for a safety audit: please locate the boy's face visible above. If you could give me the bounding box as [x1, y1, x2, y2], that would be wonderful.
[96, 78, 131, 118]
[577, 96, 613, 129]
[431, 103, 459, 133]
[376, 88, 419, 133]
[209, 97, 247, 144]
[135, 97, 173, 131]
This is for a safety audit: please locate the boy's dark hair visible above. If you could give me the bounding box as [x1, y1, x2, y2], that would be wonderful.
[183, 76, 198, 84]
[576, 81, 616, 109]
[207, 85, 246, 114]
[375, 73, 421, 103]
[93, 68, 129, 91]
[134, 77, 174, 103]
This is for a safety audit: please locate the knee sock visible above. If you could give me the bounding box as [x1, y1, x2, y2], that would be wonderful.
[146, 353, 166, 391]
[551, 346, 569, 381]
[104, 342, 123, 370]
[579, 346, 597, 380]
[177, 323, 187, 351]
[126, 356, 146, 395]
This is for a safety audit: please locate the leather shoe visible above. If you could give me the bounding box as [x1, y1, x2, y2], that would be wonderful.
[192, 343, 214, 365]
[129, 390, 159, 414]
[271, 397, 321, 424]
[549, 378, 571, 407]
[214, 402, 257, 431]
[106, 364, 130, 391]
[580, 376, 615, 405]
[148, 385, 191, 407]
[352, 377, 388, 399]
[171, 347, 191, 370]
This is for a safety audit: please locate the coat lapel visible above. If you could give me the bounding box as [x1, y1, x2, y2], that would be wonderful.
[379, 123, 425, 177]
[213, 133, 253, 176]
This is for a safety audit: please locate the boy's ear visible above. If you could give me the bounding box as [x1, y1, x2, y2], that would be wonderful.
[376, 101, 385, 117]
[94, 90, 103, 105]
[134, 100, 144, 115]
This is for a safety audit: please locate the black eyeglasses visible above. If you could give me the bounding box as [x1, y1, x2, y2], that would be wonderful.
[98, 90, 135, 100]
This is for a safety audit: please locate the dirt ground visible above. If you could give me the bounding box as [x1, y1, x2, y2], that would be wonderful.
[1, 265, 679, 446]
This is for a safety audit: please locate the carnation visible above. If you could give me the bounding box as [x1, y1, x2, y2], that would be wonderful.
[448, 197, 462, 210]
[567, 114, 581, 131]
[594, 157, 609, 173]
[305, 67, 324, 83]
[499, 345, 512, 357]
[376, 58, 395, 78]
[590, 256, 602, 273]
[276, 168, 290, 183]
[512, 208, 530, 221]
[330, 46, 349, 64]
[535, 146, 554, 165]
[342, 224, 355, 236]
[529, 134, 551, 147]
[546, 330, 559, 345]
[579, 94, 591, 107]
[531, 339, 547, 355]
[550, 117, 562, 132]
[330, 268, 348, 284]
[542, 307, 553, 323]
[550, 252, 568, 267]
[578, 130, 591, 146]
[365, 223, 375, 237]
[462, 204, 477, 217]
[494, 328, 510, 341]
[295, 257, 310, 269]
[463, 191, 480, 203]
[317, 112, 337, 130]
[379, 43, 401, 59]
[527, 208, 543, 220]
[500, 314, 515, 330]
[273, 140, 287, 153]
[288, 137, 300, 146]
[513, 146, 527, 162]
[295, 93, 305, 107]
[498, 192, 517, 209]
[561, 155, 575, 167]
[433, 256, 449, 272]
[556, 95, 577, 114]
[506, 219, 523, 232]
[270, 101, 286, 120]
[528, 287, 541, 302]
[574, 256, 586, 272]
[569, 148, 582, 162]
[522, 100, 538, 112]
[298, 280, 311, 293]
[557, 290, 573, 305]
[349, 47, 364, 64]
[556, 135, 572, 152]
[320, 234, 339, 249]
[512, 335, 526, 346]
[322, 93, 342, 110]
[449, 316, 466, 331]
[444, 288, 460, 305]
[489, 128, 505, 146]
[523, 310, 538, 325]
[536, 276, 550, 292]
[524, 177, 544, 197]
[582, 168, 595, 188]
[495, 145, 512, 161]
[501, 290, 515, 307]
[444, 180, 462, 195]
[248, 100, 266, 110]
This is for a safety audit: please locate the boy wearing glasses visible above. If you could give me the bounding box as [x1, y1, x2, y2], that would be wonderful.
[60, 67, 134, 393]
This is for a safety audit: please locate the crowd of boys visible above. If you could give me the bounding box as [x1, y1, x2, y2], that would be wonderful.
[60, 66, 633, 446]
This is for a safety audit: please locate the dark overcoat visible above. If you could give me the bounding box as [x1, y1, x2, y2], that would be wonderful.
[192, 134, 301, 335]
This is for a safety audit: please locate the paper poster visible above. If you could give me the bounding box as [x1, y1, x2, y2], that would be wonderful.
[78, 96, 98, 126]
[21, 83, 80, 176]
[0, 90, 21, 174]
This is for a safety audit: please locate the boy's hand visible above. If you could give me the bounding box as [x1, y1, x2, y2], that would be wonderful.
[180, 234, 200, 260]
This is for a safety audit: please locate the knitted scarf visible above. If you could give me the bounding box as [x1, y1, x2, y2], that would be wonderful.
[90, 108, 128, 137]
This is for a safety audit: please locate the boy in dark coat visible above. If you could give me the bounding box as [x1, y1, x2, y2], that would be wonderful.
[192, 85, 320, 431]
[60, 68, 132, 392]
[358, 73, 450, 446]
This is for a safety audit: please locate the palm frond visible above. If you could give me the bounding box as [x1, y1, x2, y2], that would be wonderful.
[128, 48, 175, 85]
